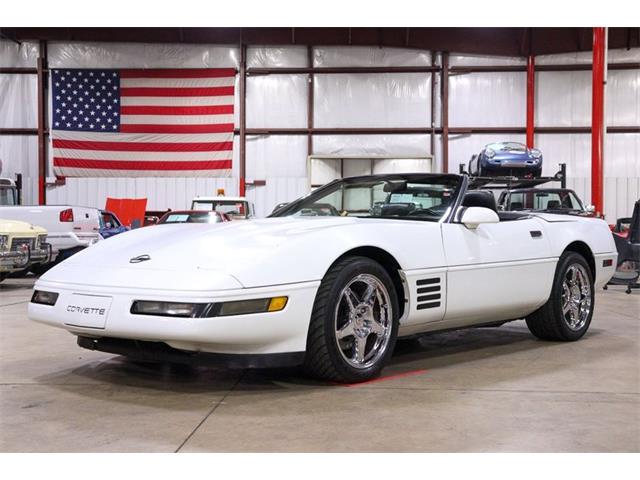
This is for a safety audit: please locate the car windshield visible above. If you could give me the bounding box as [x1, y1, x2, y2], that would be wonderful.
[192, 200, 248, 219]
[160, 212, 223, 224]
[100, 212, 120, 228]
[487, 142, 526, 152]
[271, 175, 462, 222]
[508, 190, 584, 211]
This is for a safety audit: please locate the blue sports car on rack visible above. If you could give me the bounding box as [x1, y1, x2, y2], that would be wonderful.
[469, 142, 543, 177]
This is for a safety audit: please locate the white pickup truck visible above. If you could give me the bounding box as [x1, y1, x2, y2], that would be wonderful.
[0, 205, 101, 272]
[191, 195, 256, 220]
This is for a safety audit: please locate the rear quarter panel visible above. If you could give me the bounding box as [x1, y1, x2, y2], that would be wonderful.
[533, 215, 617, 287]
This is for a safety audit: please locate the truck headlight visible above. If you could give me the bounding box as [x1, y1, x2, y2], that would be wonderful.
[0, 235, 8, 252]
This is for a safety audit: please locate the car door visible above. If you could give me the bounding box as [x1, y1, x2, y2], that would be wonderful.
[441, 215, 556, 325]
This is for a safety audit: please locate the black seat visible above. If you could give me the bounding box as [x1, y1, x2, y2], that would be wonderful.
[462, 191, 497, 213]
[510, 201, 523, 210]
[546, 200, 561, 209]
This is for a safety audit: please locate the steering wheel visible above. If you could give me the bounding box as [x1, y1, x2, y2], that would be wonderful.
[299, 204, 341, 216]
[407, 207, 442, 217]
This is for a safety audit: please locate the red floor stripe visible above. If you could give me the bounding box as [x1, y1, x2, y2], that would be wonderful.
[333, 369, 428, 387]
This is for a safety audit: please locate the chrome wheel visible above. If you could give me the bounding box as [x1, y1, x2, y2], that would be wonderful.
[561, 263, 592, 331]
[334, 273, 393, 369]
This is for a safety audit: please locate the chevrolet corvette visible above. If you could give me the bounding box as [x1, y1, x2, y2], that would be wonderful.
[29, 173, 617, 382]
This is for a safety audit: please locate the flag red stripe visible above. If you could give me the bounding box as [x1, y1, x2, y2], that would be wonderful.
[53, 158, 232, 171]
[120, 123, 235, 134]
[120, 86, 235, 97]
[120, 105, 234, 116]
[52, 139, 233, 152]
[120, 68, 236, 79]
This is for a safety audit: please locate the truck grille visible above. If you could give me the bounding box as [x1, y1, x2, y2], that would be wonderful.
[10, 237, 35, 252]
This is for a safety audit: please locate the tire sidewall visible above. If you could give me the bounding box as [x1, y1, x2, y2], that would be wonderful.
[319, 257, 400, 381]
[552, 252, 595, 340]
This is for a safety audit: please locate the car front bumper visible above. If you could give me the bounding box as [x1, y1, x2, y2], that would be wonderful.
[0, 244, 51, 271]
[481, 159, 542, 176]
[28, 279, 320, 356]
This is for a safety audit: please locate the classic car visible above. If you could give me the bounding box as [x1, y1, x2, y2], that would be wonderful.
[469, 142, 543, 177]
[497, 188, 597, 217]
[28, 173, 617, 383]
[157, 210, 230, 225]
[99, 210, 130, 239]
[1, 219, 50, 282]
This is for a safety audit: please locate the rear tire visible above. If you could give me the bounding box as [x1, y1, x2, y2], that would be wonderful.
[526, 252, 594, 341]
[303, 256, 399, 383]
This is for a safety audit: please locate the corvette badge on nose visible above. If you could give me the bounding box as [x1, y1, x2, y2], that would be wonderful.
[130, 254, 151, 264]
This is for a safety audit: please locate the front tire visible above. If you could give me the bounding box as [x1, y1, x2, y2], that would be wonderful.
[526, 252, 594, 341]
[304, 256, 399, 383]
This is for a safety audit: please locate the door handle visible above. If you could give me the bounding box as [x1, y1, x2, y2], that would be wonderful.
[530, 230, 543, 238]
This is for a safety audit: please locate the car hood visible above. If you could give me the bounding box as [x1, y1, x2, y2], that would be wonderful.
[39, 216, 389, 290]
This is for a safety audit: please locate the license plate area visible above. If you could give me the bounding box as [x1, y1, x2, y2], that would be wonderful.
[63, 293, 112, 329]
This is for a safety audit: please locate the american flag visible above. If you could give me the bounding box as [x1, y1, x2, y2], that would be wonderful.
[51, 68, 235, 177]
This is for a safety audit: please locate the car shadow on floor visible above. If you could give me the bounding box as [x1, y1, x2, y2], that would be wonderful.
[35, 322, 608, 406]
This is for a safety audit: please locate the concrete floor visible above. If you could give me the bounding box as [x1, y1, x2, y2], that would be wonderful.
[1, 276, 638, 452]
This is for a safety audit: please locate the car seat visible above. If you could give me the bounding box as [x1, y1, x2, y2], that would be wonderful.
[462, 191, 497, 212]
[605, 199, 640, 294]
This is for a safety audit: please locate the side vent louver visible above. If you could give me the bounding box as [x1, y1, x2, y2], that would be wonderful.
[415, 278, 441, 310]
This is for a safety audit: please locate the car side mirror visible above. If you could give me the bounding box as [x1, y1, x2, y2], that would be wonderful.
[586, 205, 596, 213]
[460, 207, 500, 230]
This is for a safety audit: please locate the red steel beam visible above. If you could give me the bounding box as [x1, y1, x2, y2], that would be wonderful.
[591, 27, 606, 216]
[441, 53, 450, 173]
[526, 55, 535, 148]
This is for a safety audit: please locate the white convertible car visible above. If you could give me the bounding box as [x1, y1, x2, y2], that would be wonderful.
[29, 174, 617, 382]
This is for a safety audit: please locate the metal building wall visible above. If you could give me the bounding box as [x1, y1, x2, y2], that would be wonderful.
[1, 40, 638, 220]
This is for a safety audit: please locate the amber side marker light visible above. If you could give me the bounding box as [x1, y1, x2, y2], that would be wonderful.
[267, 296, 288, 312]
[218, 296, 288, 316]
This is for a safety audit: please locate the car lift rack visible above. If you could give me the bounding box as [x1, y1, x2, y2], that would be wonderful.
[460, 163, 567, 190]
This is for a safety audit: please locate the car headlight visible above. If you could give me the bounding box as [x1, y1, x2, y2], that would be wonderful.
[530, 148, 542, 159]
[0, 235, 8, 252]
[130, 296, 288, 318]
[130, 301, 210, 318]
[485, 148, 496, 158]
[31, 290, 59, 306]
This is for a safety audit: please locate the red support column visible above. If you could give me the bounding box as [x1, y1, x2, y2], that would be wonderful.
[591, 27, 606, 216]
[526, 55, 535, 148]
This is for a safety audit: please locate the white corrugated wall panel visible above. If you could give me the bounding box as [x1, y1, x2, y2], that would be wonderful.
[449, 72, 525, 127]
[536, 71, 592, 126]
[607, 69, 640, 126]
[314, 73, 431, 128]
[245, 135, 308, 218]
[246, 74, 307, 128]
